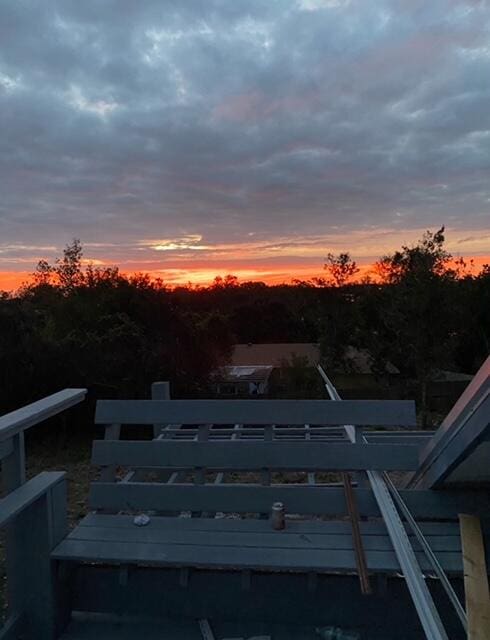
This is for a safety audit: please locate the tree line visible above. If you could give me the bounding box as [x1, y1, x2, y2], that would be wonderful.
[0, 229, 488, 417]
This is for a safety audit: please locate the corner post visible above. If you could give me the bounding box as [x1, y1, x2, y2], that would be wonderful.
[6, 478, 68, 640]
[151, 381, 170, 439]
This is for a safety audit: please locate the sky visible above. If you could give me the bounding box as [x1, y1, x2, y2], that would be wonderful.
[1, 0, 489, 289]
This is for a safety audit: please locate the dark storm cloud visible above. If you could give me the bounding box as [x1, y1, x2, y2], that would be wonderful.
[0, 0, 489, 268]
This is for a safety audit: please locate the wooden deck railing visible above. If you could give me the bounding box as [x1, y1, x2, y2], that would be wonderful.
[0, 388, 87, 492]
[0, 388, 87, 640]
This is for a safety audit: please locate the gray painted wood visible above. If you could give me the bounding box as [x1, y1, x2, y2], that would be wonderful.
[0, 438, 13, 461]
[63, 521, 463, 552]
[100, 424, 121, 484]
[4, 473, 68, 640]
[151, 381, 170, 439]
[2, 432, 26, 492]
[0, 388, 87, 442]
[95, 399, 417, 427]
[0, 471, 66, 527]
[52, 535, 463, 573]
[91, 440, 420, 471]
[76, 513, 465, 536]
[365, 431, 435, 445]
[88, 482, 490, 519]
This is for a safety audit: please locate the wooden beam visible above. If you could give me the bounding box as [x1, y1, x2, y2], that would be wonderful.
[95, 399, 417, 427]
[459, 514, 490, 640]
[91, 440, 420, 471]
[0, 389, 87, 442]
[88, 482, 490, 521]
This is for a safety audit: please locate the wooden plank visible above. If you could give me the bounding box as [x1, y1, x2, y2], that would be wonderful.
[52, 536, 463, 574]
[95, 399, 417, 427]
[89, 482, 352, 515]
[0, 389, 87, 442]
[365, 432, 435, 445]
[66, 525, 394, 550]
[91, 440, 420, 471]
[88, 482, 490, 521]
[77, 513, 464, 537]
[459, 514, 490, 640]
[0, 471, 66, 528]
[64, 522, 463, 553]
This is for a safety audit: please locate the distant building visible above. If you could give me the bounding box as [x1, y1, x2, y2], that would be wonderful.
[213, 343, 321, 397]
[214, 365, 274, 396]
[232, 343, 321, 367]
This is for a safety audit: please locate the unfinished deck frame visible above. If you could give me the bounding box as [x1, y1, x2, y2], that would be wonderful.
[54, 389, 475, 638]
[2, 383, 489, 639]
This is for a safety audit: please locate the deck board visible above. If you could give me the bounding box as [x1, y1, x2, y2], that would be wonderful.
[52, 514, 464, 574]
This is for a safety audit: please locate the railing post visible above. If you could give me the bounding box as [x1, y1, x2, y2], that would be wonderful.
[151, 381, 170, 439]
[2, 432, 26, 492]
[4, 479, 68, 640]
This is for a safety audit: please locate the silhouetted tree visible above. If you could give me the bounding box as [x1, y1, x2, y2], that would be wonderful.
[323, 252, 359, 287]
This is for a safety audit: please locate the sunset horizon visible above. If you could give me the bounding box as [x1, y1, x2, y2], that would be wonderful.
[2, 1, 489, 295]
[1, 227, 489, 291]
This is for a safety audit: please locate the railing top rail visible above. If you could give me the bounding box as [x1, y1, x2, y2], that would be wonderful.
[0, 388, 87, 442]
[95, 398, 416, 427]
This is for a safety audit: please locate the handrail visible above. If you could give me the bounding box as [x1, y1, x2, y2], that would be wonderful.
[0, 389, 87, 493]
[0, 388, 87, 442]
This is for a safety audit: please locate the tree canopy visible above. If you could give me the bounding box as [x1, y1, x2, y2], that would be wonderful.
[0, 231, 488, 422]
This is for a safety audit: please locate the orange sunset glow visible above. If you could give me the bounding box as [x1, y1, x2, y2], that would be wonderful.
[1, 230, 489, 291]
[1, 1, 489, 295]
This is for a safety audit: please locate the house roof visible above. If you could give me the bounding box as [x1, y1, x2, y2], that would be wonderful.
[231, 343, 320, 367]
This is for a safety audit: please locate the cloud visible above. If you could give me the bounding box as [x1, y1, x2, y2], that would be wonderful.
[0, 0, 489, 279]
